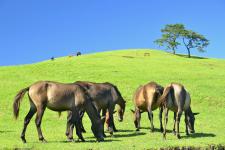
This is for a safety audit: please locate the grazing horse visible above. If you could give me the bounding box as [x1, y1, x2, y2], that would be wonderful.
[13, 81, 104, 143]
[131, 82, 164, 132]
[158, 83, 199, 139]
[66, 81, 126, 137]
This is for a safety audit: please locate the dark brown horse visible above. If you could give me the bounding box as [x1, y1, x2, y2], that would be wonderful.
[13, 81, 104, 143]
[131, 82, 164, 132]
[66, 81, 126, 137]
[158, 83, 199, 139]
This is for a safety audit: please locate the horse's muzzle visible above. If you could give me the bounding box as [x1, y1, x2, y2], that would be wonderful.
[97, 136, 104, 142]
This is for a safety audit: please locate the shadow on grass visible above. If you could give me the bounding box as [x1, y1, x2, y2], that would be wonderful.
[122, 56, 135, 59]
[0, 130, 15, 133]
[113, 131, 146, 138]
[31, 138, 121, 144]
[139, 127, 178, 133]
[175, 54, 208, 59]
[116, 129, 134, 132]
[182, 132, 216, 139]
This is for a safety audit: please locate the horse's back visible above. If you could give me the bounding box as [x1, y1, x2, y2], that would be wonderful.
[171, 83, 191, 111]
[28, 81, 84, 111]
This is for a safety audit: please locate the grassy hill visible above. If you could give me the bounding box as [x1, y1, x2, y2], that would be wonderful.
[0, 49, 225, 149]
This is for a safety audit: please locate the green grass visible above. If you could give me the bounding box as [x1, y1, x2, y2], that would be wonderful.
[0, 49, 225, 149]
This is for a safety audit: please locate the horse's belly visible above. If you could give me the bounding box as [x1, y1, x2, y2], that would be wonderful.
[47, 97, 73, 111]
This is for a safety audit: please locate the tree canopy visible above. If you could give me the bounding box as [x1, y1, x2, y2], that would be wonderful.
[154, 23, 209, 58]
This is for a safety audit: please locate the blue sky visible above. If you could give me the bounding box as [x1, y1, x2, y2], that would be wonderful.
[0, 0, 225, 66]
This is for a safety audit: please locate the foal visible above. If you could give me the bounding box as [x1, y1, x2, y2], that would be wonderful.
[131, 82, 164, 132]
[158, 83, 199, 139]
[13, 81, 104, 143]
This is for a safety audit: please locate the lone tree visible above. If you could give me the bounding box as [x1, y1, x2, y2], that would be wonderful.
[154, 24, 185, 54]
[181, 30, 209, 58]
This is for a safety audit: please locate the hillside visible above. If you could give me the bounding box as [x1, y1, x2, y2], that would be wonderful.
[0, 49, 225, 149]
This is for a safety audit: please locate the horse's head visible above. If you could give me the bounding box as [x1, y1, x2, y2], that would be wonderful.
[117, 98, 126, 122]
[91, 119, 104, 142]
[186, 109, 199, 133]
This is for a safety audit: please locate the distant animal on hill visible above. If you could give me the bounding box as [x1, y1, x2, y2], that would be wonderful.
[13, 81, 104, 143]
[65, 81, 126, 137]
[77, 52, 81, 56]
[131, 81, 164, 132]
[158, 83, 199, 139]
[51, 57, 54, 61]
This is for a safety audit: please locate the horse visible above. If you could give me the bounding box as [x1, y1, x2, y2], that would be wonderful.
[13, 81, 104, 143]
[65, 81, 126, 137]
[158, 83, 199, 139]
[131, 81, 164, 132]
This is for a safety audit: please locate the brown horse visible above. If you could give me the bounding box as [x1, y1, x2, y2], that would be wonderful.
[131, 81, 164, 132]
[158, 83, 199, 139]
[13, 81, 104, 143]
[66, 81, 126, 137]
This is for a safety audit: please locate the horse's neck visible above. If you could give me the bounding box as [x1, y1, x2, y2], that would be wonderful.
[84, 101, 100, 123]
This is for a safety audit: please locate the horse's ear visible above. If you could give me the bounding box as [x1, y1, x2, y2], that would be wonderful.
[193, 112, 200, 115]
[130, 109, 135, 113]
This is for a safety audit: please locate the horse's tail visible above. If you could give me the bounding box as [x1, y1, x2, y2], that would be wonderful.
[157, 85, 173, 106]
[13, 87, 29, 119]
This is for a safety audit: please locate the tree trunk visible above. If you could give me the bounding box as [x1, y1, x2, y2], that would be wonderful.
[172, 48, 176, 54]
[187, 48, 191, 58]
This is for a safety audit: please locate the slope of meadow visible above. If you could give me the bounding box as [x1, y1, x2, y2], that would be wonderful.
[0, 49, 225, 149]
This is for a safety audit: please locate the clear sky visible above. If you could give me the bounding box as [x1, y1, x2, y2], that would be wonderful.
[0, 0, 225, 66]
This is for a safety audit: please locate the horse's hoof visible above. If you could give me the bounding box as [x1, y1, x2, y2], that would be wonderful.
[67, 138, 74, 142]
[21, 137, 26, 143]
[136, 129, 140, 131]
[177, 135, 181, 139]
[160, 128, 164, 133]
[97, 138, 104, 142]
[40, 138, 47, 143]
[150, 128, 154, 132]
[80, 138, 85, 142]
[114, 129, 118, 132]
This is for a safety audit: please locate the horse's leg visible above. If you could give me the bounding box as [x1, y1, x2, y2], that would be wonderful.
[134, 108, 141, 131]
[112, 111, 118, 132]
[73, 109, 85, 142]
[66, 111, 72, 137]
[176, 109, 183, 139]
[163, 107, 169, 140]
[35, 105, 47, 142]
[108, 107, 115, 135]
[147, 106, 154, 132]
[159, 107, 163, 133]
[101, 109, 107, 137]
[184, 111, 189, 136]
[21, 105, 37, 143]
[172, 112, 176, 135]
[67, 112, 75, 142]
[79, 111, 86, 133]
